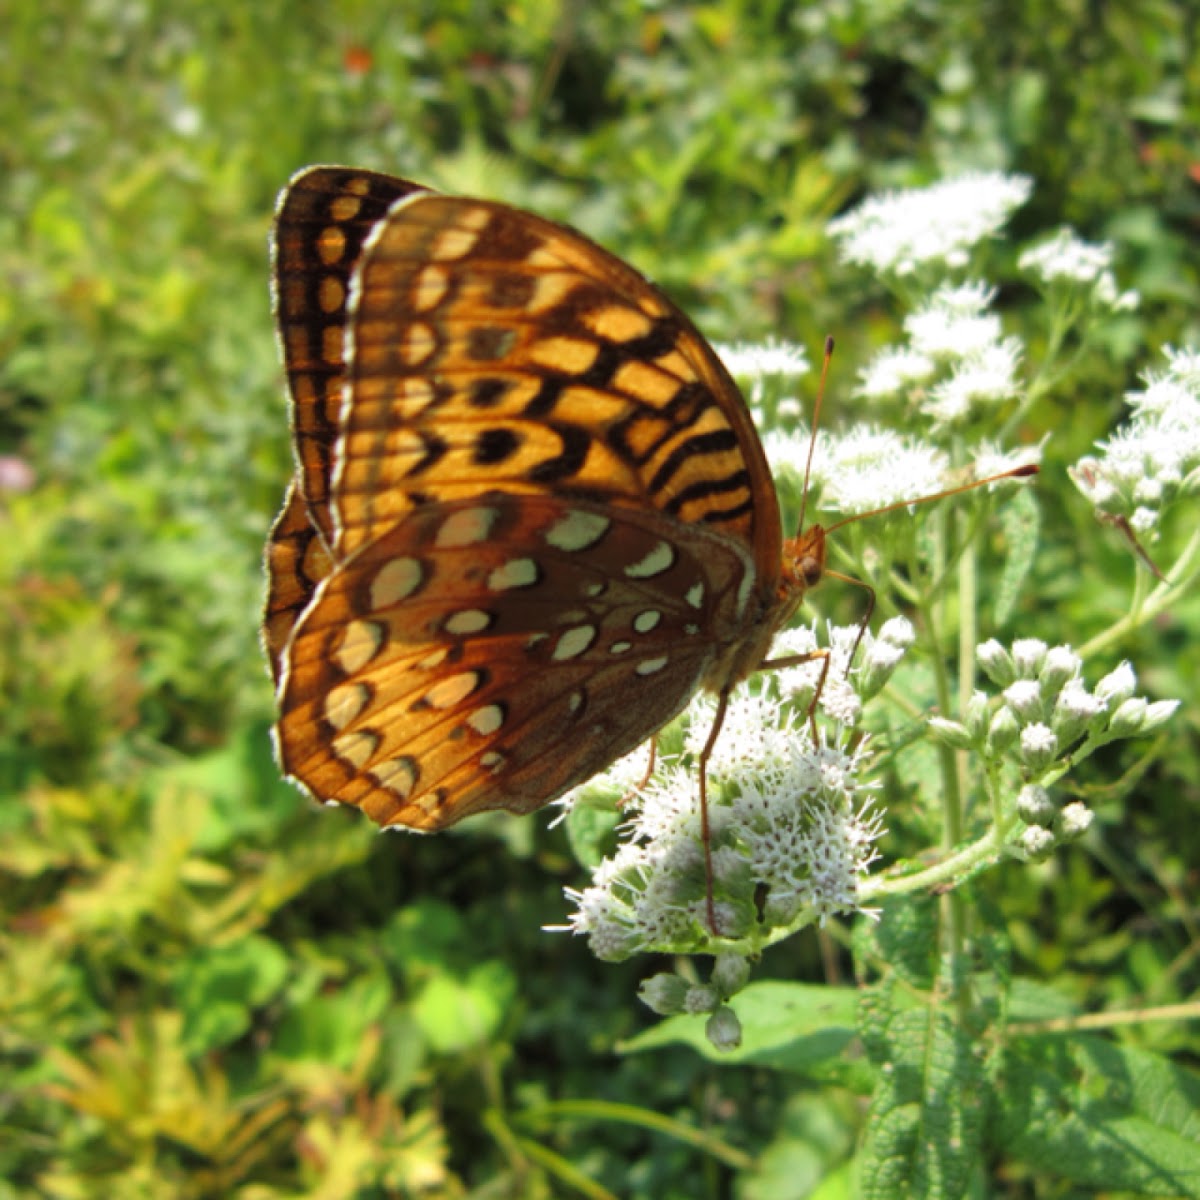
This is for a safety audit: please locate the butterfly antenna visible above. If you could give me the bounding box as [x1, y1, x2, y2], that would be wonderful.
[797, 335, 835, 535]
[821, 463, 1039, 538]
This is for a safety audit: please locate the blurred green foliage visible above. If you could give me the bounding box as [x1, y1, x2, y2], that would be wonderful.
[2, 1, 1198, 1196]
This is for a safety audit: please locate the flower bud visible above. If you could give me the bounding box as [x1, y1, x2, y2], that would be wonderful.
[1019, 723, 1058, 772]
[1016, 784, 1056, 824]
[986, 706, 1020, 756]
[928, 717, 973, 750]
[711, 954, 752, 998]
[1108, 697, 1148, 736]
[1057, 802, 1094, 840]
[1051, 681, 1106, 744]
[685, 984, 720, 1014]
[1003, 679, 1044, 723]
[879, 616, 915, 648]
[978, 639, 1016, 687]
[1019, 824, 1056, 860]
[964, 690, 990, 740]
[860, 639, 906, 698]
[1012, 638, 1048, 678]
[1096, 661, 1136, 705]
[1039, 645, 1082, 692]
[1142, 700, 1180, 732]
[638, 973, 690, 1015]
[705, 1004, 743, 1051]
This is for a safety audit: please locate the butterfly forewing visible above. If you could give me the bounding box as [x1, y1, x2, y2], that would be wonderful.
[274, 493, 756, 828]
[332, 191, 782, 574]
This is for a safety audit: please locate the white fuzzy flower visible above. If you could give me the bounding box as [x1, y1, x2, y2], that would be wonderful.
[1163, 346, 1200, 389]
[717, 339, 811, 380]
[905, 284, 1004, 359]
[767, 621, 880, 727]
[1019, 228, 1113, 284]
[1019, 229, 1140, 312]
[561, 719, 883, 956]
[969, 441, 1045, 483]
[856, 347, 938, 399]
[921, 339, 1022, 423]
[827, 172, 1032, 274]
[807, 425, 949, 515]
[683, 691, 807, 776]
[1069, 344, 1200, 531]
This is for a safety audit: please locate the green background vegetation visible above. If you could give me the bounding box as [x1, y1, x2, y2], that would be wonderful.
[2, 1, 1198, 1196]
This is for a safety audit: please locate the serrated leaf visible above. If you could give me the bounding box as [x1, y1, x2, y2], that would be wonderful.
[855, 894, 939, 989]
[856, 993, 986, 1200]
[998, 1034, 1200, 1196]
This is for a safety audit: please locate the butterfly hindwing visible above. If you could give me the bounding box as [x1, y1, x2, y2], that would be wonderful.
[274, 493, 756, 829]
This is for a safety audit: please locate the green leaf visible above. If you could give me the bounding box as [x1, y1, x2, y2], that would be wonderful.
[379, 898, 469, 981]
[563, 792, 622, 870]
[994, 486, 1040, 628]
[853, 894, 939, 989]
[173, 934, 289, 1053]
[271, 972, 392, 1070]
[855, 984, 987, 1200]
[412, 960, 518, 1055]
[997, 1034, 1200, 1196]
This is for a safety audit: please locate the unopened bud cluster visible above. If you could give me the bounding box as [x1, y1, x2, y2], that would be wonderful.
[929, 639, 1177, 857]
[639, 954, 751, 1050]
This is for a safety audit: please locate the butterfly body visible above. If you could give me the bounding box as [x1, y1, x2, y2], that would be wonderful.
[266, 167, 817, 830]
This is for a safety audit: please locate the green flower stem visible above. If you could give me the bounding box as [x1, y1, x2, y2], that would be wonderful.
[509, 1130, 620, 1200]
[859, 822, 1010, 901]
[1079, 524, 1200, 661]
[518, 1099, 756, 1173]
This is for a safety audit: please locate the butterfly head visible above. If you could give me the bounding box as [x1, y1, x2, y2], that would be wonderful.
[782, 524, 827, 597]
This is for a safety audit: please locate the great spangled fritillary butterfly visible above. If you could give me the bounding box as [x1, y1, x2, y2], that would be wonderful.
[263, 165, 834, 833]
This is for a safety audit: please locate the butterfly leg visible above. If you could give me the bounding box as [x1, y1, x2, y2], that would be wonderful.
[697, 689, 732, 935]
[618, 736, 658, 810]
[757, 648, 832, 744]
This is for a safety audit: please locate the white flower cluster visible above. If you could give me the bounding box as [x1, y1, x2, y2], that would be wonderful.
[716, 338, 810, 382]
[805, 426, 950, 516]
[855, 282, 1026, 427]
[1070, 345, 1200, 535]
[929, 638, 1178, 858]
[1019, 228, 1139, 311]
[827, 172, 1032, 275]
[557, 621, 913, 964]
